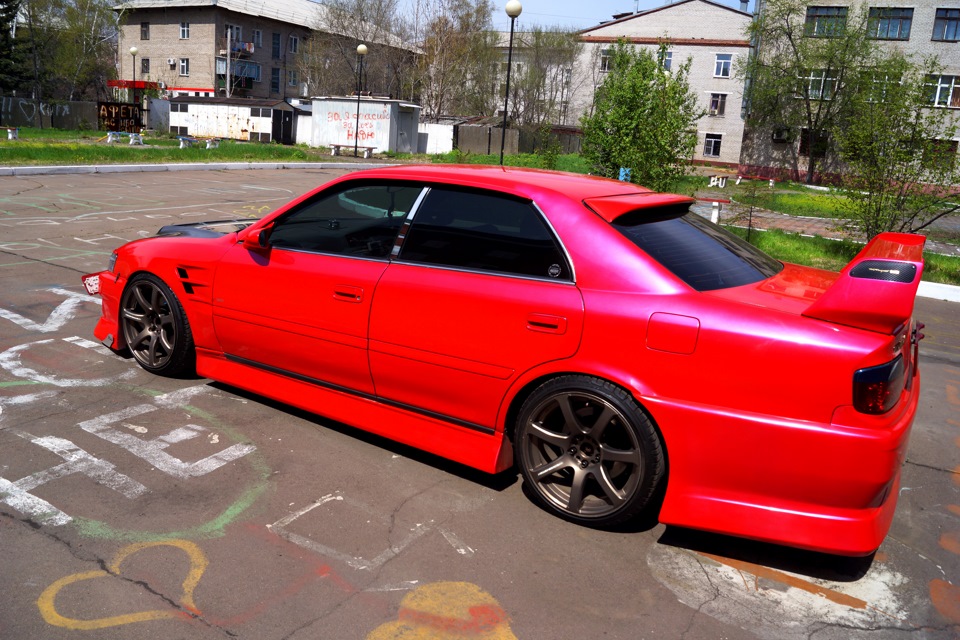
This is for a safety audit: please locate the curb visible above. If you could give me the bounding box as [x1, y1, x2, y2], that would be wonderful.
[4, 162, 959, 304]
[0, 161, 397, 176]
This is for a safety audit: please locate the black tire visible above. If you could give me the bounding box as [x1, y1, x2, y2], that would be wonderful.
[119, 273, 195, 377]
[514, 375, 664, 527]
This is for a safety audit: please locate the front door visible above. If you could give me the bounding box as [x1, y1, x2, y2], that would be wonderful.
[213, 183, 423, 394]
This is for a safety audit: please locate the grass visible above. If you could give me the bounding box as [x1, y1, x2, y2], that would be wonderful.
[0, 127, 345, 165]
[727, 226, 960, 286]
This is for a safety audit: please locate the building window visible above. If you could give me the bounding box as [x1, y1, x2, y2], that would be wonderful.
[867, 8, 912, 40]
[272, 32, 281, 58]
[704, 134, 722, 157]
[709, 93, 726, 116]
[599, 48, 612, 73]
[271, 67, 281, 93]
[658, 50, 673, 71]
[170, 103, 188, 113]
[225, 23, 242, 42]
[933, 8, 960, 42]
[799, 129, 829, 158]
[288, 69, 299, 86]
[140, 21, 150, 40]
[714, 54, 732, 78]
[171, 125, 189, 136]
[801, 69, 836, 100]
[804, 7, 847, 37]
[180, 21, 189, 39]
[927, 75, 960, 108]
[253, 29, 262, 48]
[289, 35, 299, 54]
[141, 58, 150, 75]
[179, 58, 190, 76]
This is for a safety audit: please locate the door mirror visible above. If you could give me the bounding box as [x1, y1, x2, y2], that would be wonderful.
[242, 226, 271, 250]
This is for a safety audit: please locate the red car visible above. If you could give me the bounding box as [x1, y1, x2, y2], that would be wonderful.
[83, 166, 924, 556]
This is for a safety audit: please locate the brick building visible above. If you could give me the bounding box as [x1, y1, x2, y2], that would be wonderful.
[114, 0, 409, 101]
[740, 0, 960, 179]
[569, 0, 754, 168]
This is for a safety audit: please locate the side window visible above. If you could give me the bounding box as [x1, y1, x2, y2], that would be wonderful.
[269, 185, 422, 258]
[398, 187, 571, 281]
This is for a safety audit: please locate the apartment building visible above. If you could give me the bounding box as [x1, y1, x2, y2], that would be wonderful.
[741, 1, 960, 179]
[569, 0, 754, 167]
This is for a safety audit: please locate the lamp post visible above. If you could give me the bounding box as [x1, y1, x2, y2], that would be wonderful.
[129, 46, 139, 104]
[354, 43, 368, 157]
[500, 0, 521, 165]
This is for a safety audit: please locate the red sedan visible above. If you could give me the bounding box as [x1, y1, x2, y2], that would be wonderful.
[83, 166, 924, 556]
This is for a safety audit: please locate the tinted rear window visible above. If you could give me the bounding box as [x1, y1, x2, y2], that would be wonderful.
[613, 210, 782, 291]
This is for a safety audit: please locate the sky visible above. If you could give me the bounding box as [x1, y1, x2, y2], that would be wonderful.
[483, 0, 754, 31]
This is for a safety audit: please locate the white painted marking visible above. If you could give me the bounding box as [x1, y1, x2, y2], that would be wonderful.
[0, 339, 136, 387]
[63, 335, 114, 357]
[647, 543, 912, 638]
[365, 581, 421, 593]
[439, 528, 475, 557]
[122, 422, 149, 434]
[0, 432, 148, 526]
[267, 493, 429, 571]
[0, 296, 88, 333]
[78, 405, 256, 479]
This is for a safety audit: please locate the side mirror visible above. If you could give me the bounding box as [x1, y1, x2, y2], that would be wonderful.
[242, 227, 271, 250]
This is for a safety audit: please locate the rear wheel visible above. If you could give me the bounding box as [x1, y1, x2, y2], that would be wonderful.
[514, 375, 664, 527]
[120, 273, 195, 376]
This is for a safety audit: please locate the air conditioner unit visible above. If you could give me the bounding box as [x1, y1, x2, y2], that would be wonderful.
[708, 109, 718, 116]
[167, 58, 176, 66]
[771, 127, 791, 143]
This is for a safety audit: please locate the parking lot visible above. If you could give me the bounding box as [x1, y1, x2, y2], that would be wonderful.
[1, 168, 958, 639]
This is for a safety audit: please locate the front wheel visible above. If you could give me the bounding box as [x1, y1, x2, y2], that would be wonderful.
[514, 376, 664, 527]
[119, 273, 195, 377]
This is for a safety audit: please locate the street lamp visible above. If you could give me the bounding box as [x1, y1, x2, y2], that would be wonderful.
[354, 43, 368, 157]
[500, 0, 521, 165]
[129, 46, 138, 106]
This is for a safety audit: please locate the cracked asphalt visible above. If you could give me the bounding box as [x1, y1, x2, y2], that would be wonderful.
[0, 169, 958, 639]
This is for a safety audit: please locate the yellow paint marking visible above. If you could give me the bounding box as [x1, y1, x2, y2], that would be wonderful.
[697, 551, 868, 609]
[367, 581, 517, 640]
[948, 505, 960, 517]
[948, 384, 960, 407]
[38, 539, 207, 630]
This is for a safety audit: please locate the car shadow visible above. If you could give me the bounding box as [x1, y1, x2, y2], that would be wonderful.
[207, 381, 518, 493]
[654, 526, 876, 582]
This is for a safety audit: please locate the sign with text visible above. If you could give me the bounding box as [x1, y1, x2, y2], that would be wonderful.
[98, 102, 141, 133]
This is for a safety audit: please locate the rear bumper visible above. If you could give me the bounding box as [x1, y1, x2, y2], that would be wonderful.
[653, 368, 919, 556]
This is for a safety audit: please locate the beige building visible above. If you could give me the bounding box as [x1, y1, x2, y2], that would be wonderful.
[570, 0, 754, 168]
[741, 0, 960, 179]
[114, 0, 328, 99]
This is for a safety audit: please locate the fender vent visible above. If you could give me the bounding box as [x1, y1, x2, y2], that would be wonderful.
[849, 260, 916, 284]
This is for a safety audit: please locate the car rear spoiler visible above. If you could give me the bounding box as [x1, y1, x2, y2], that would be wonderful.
[802, 232, 925, 334]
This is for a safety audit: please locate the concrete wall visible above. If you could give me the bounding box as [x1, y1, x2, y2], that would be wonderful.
[169, 102, 275, 139]
[0, 96, 98, 129]
[311, 97, 420, 153]
[456, 126, 519, 156]
[418, 122, 455, 154]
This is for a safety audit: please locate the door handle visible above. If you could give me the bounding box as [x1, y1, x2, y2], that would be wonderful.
[333, 285, 363, 303]
[527, 313, 567, 334]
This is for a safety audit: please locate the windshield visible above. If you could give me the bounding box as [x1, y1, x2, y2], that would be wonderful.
[613, 210, 783, 291]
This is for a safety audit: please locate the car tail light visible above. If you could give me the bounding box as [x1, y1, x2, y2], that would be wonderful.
[853, 355, 905, 415]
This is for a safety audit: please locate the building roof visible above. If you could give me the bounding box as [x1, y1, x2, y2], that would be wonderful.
[580, 0, 752, 35]
[113, 0, 412, 50]
[170, 95, 292, 108]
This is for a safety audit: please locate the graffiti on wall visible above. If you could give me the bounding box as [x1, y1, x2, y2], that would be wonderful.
[0, 96, 97, 129]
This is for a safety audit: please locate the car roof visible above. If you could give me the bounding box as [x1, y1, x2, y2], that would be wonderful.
[353, 164, 656, 203]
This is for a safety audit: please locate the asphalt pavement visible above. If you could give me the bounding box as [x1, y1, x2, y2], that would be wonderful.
[0, 167, 958, 640]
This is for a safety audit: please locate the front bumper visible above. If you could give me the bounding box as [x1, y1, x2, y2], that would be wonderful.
[82, 270, 126, 350]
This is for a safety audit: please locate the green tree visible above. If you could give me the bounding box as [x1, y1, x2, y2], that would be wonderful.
[580, 41, 701, 193]
[740, 0, 874, 183]
[0, 0, 29, 96]
[834, 54, 960, 239]
[511, 27, 581, 128]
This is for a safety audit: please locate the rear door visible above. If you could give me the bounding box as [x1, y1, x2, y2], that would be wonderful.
[368, 186, 584, 430]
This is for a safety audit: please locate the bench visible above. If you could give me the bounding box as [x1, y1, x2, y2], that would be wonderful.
[107, 131, 144, 145]
[1, 126, 19, 140]
[329, 143, 376, 159]
[178, 136, 220, 149]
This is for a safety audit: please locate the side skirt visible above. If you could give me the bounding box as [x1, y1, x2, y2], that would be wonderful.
[196, 350, 513, 474]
